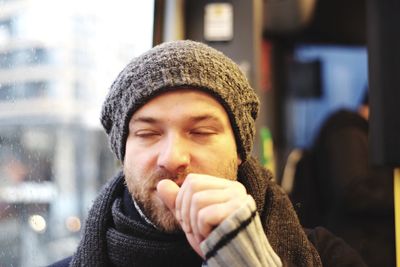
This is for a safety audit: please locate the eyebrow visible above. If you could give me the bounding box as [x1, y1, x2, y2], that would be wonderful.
[190, 114, 223, 124]
[131, 116, 159, 124]
[131, 114, 223, 125]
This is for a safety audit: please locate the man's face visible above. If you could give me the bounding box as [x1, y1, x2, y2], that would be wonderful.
[124, 88, 241, 233]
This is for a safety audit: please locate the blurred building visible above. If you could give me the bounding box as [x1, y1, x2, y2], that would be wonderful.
[0, 0, 154, 266]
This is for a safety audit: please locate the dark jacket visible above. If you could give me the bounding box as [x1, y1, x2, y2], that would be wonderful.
[293, 109, 395, 267]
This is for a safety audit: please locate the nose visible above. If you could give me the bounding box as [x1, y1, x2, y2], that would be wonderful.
[157, 133, 190, 176]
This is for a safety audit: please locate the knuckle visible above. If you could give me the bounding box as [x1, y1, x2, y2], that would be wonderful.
[234, 181, 247, 193]
[191, 192, 201, 209]
[186, 175, 202, 191]
[231, 198, 244, 210]
[185, 173, 194, 182]
[197, 208, 208, 226]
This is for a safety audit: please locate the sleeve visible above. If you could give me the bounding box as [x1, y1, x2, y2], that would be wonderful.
[200, 195, 282, 267]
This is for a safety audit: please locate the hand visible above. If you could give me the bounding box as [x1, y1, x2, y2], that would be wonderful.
[156, 174, 248, 258]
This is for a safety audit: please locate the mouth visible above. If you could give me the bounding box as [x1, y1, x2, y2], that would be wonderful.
[149, 188, 157, 195]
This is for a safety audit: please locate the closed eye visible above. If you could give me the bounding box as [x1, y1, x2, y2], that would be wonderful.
[190, 128, 218, 136]
[134, 130, 161, 138]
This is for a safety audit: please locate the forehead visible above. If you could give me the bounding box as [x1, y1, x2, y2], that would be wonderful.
[131, 88, 230, 121]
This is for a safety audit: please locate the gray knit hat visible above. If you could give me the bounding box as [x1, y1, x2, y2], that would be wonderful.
[100, 40, 260, 162]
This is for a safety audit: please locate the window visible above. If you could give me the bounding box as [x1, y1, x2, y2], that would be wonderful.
[285, 45, 368, 148]
[0, 84, 13, 100]
[0, 51, 12, 68]
[0, 81, 49, 101]
[0, 19, 13, 43]
[0, 1, 155, 266]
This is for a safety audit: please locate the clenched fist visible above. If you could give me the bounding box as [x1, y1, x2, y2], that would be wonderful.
[156, 174, 248, 258]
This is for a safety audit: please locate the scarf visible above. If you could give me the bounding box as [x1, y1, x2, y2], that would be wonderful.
[70, 157, 321, 266]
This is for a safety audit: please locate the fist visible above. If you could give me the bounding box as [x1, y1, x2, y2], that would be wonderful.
[156, 174, 248, 258]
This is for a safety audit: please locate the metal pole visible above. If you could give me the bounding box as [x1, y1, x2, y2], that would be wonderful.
[395, 168, 400, 266]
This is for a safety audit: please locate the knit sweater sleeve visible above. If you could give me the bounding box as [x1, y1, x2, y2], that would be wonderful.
[200, 195, 282, 267]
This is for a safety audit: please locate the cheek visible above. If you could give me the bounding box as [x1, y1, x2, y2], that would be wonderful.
[192, 139, 238, 167]
[213, 136, 238, 157]
[125, 141, 158, 168]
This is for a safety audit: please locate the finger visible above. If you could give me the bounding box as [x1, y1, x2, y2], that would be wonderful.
[185, 232, 204, 259]
[177, 176, 198, 233]
[175, 173, 230, 215]
[197, 203, 229, 238]
[178, 174, 228, 234]
[156, 179, 180, 212]
[197, 196, 247, 238]
[178, 174, 245, 234]
[190, 189, 230, 242]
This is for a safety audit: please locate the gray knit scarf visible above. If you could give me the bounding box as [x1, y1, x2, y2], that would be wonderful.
[70, 158, 322, 267]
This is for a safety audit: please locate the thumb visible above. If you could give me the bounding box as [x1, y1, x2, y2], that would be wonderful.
[156, 179, 180, 211]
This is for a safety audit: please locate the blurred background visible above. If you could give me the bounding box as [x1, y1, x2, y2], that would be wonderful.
[0, 0, 154, 265]
[0, 0, 397, 266]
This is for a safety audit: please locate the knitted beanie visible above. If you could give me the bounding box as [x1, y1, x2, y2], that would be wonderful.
[100, 40, 260, 162]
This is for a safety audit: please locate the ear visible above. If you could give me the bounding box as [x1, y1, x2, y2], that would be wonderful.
[237, 155, 242, 166]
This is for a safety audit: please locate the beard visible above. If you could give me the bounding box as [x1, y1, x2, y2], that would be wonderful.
[124, 159, 239, 233]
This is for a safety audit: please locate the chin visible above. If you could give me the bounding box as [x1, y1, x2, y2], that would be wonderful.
[152, 203, 181, 233]
[154, 216, 182, 233]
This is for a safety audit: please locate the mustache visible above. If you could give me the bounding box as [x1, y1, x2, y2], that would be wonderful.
[145, 168, 191, 188]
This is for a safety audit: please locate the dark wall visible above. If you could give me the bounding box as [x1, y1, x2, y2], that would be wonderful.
[301, 0, 366, 45]
[263, 0, 368, 174]
[264, 0, 367, 45]
[185, 0, 266, 158]
[367, 0, 400, 166]
[185, 0, 258, 88]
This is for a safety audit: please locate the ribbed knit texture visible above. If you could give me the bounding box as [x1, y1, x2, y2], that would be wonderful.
[100, 40, 260, 162]
[239, 158, 322, 266]
[201, 196, 282, 267]
[70, 159, 322, 266]
[106, 198, 201, 266]
[69, 172, 202, 267]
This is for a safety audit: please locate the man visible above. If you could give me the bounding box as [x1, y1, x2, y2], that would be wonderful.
[51, 40, 365, 266]
[307, 92, 395, 267]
